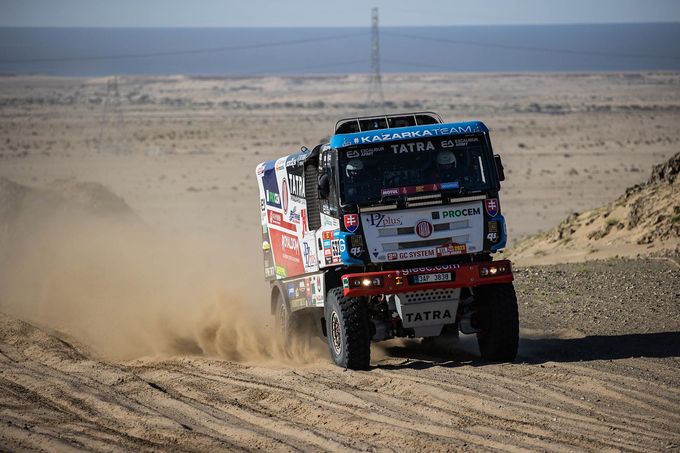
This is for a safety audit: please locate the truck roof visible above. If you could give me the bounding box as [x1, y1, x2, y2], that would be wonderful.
[329, 120, 489, 150]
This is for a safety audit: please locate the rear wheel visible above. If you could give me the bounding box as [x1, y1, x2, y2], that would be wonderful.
[274, 292, 311, 346]
[324, 288, 371, 370]
[474, 283, 519, 362]
[274, 292, 292, 342]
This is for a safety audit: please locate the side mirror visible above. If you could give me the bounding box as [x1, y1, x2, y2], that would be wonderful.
[494, 155, 505, 182]
[318, 173, 330, 199]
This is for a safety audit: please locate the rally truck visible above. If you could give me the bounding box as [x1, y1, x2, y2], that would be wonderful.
[255, 112, 518, 370]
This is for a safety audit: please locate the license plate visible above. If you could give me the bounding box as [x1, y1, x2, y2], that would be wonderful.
[413, 272, 452, 284]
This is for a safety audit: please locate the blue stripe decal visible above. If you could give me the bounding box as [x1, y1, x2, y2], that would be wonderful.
[330, 121, 488, 149]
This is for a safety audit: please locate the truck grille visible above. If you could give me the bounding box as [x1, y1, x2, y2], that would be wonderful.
[397, 288, 460, 304]
[377, 220, 470, 237]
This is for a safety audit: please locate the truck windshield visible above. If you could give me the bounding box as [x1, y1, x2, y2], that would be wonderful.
[338, 134, 491, 205]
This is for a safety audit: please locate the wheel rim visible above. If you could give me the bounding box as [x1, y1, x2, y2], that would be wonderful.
[330, 311, 343, 355]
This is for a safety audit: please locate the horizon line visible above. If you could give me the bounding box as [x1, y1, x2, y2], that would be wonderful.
[1, 21, 679, 29]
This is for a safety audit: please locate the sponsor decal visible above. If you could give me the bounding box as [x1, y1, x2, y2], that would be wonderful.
[358, 126, 474, 144]
[266, 190, 281, 208]
[486, 232, 499, 243]
[350, 235, 363, 247]
[441, 207, 481, 219]
[342, 278, 349, 289]
[343, 214, 359, 233]
[322, 230, 335, 240]
[380, 187, 400, 197]
[415, 220, 433, 238]
[288, 206, 301, 224]
[260, 198, 265, 212]
[323, 239, 331, 248]
[264, 266, 275, 278]
[287, 284, 295, 298]
[441, 140, 455, 148]
[403, 310, 452, 323]
[281, 177, 289, 213]
[390, 141, 435, 154]
[381, 184, 440, 197]
[303, 242, 315, 267]
[256, 164, 265, 176]
[311, 275, 323, 302]
[290, 298, 306, 310]
[269, 229, 304, 277]
[388, 250, 436, 260]
[267, 210, 296, 231]
[488, 221, 499, 233]
[399, 264, 460, 276]
[281, 235, 300, 255]
[431, 211, 440, 220]
[275, 265, 287, 278]
[331, 240, 340, 257]
[350, 246, 363, 257]
[440, 181, 460, 190]
[346, 147, 383, 158]
[324, 248, 332, 257]
[485, 198, 499, 217]
[402, 250, 436, 259]
[301, 209, 307, 233]
[366, 213, 403, 227]
[436, 243, 467, 257]
[325, 257, 332, 265]
[288, 173, 305, 198]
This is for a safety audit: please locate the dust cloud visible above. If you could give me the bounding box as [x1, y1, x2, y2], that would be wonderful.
[0, 178, 326, 364]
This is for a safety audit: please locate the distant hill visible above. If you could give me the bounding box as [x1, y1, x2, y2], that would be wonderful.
[507, 153, 680, 265]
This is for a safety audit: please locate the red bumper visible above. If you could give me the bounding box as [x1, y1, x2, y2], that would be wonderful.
[341, 260, 513, 297]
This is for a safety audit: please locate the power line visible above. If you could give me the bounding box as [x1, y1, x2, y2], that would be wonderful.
[382, 31, 680, 61]
[382, 58, 461, 72]
[0, 32, 368, 65]
[366, 7, 386, 109]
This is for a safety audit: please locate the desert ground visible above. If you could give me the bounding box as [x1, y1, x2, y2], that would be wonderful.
[0, 72, 679, 451]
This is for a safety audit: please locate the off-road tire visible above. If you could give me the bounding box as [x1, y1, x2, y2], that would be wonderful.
[474, 283, 519, 362]
[274, 292, 293, 343]
[274, 292, 309, 346]
[324, 288, 371, 370]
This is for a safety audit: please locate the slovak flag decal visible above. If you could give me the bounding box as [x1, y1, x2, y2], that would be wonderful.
[485, 198, 499, 217]
[343, 214, 360, 233]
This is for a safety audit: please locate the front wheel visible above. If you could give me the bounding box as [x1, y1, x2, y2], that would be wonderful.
[474, 283, 519, 362]
[324, 288, 371, 370]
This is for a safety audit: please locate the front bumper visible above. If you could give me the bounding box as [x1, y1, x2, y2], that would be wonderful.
[342, 260, 513, 297]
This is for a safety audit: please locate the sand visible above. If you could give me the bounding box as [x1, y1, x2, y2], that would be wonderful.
[1, 72, 679, 451]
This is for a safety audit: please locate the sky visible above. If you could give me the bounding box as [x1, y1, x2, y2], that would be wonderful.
[1, 0, 680, 28]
